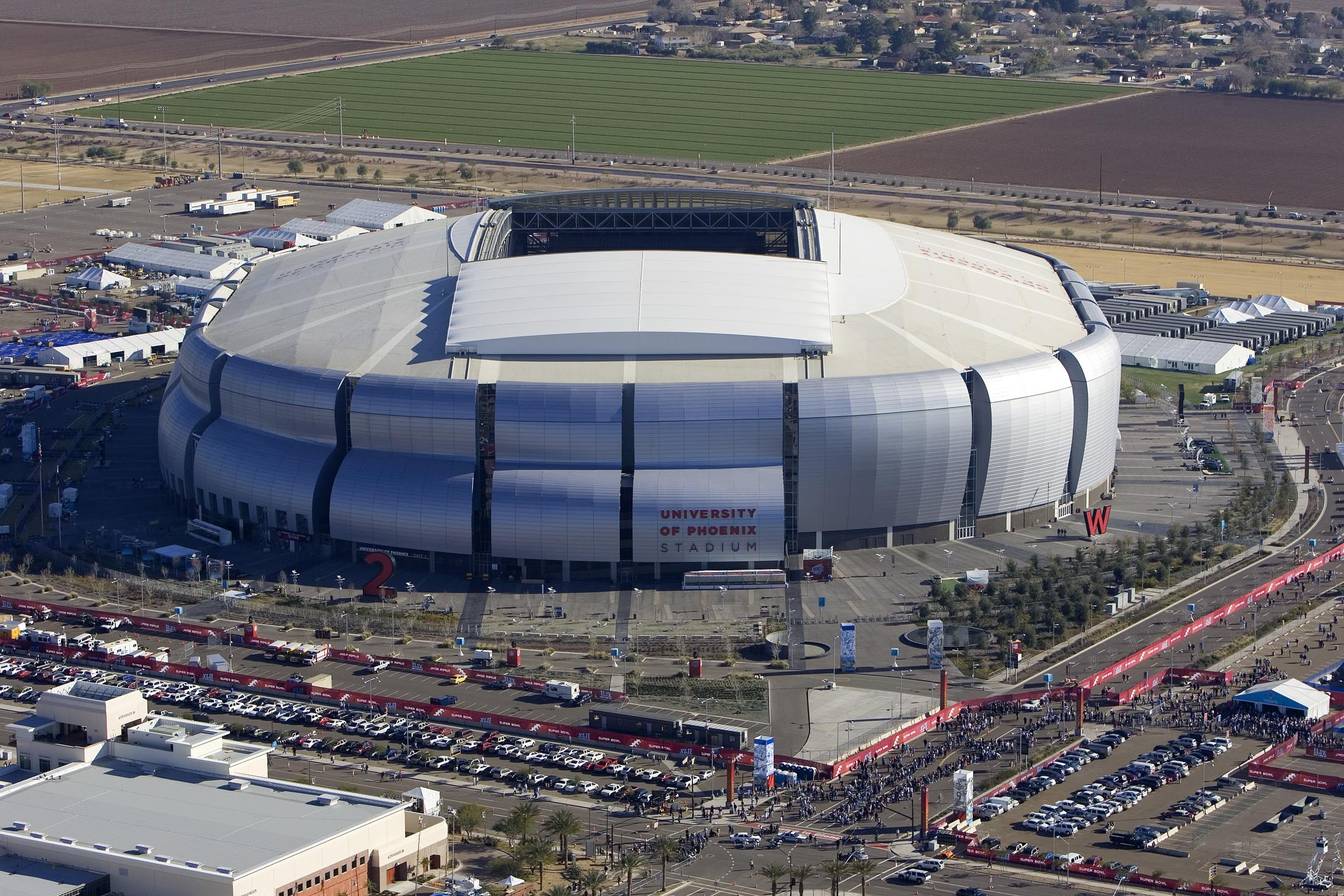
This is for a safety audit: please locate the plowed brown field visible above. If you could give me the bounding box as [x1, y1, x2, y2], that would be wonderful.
[799, 91, 1344, 209]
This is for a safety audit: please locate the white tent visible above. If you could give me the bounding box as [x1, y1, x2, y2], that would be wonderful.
[1254, 294, 1309, 313]
[1226, 299, 1275, 319]
[65, 266, 129, 291]
[1232, 678, 1329, 720]
[1210, 306, 1252, 325]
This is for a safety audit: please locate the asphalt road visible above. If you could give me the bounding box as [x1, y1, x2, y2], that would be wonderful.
[1022, 368, 1344, 692]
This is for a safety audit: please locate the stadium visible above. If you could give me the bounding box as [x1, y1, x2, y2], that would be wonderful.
[158, 189, 1119, 583]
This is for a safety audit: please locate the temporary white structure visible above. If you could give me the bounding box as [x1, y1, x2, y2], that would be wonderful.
[1114, 331, 1253, 375]
[35, 329, 186, 370]
[1232, 678, 1329, 720]
[66, 266, 129, 291]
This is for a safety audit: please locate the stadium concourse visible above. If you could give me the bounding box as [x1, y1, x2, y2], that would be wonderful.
[159, 189, 1120, 584]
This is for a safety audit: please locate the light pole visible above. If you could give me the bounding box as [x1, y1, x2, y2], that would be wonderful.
[52, 124, 60, 191]
[155, 105, 168, 172]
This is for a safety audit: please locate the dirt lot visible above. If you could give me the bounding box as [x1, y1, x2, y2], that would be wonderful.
[800, 91, 1344, 210]
[1050, 245, 1344, 301]
[0, 1, 646, 95]
[0, 159, 155, 214]
[0, 25, 389, 95]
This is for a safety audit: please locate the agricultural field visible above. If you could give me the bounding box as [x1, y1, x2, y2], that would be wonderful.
[0, 0, 645, 95]
[803, 90, 1344, 209]
[102, 50, 1125, 162]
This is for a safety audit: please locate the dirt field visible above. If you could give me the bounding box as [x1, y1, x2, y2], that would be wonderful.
[0, 1, 646, 95]
[0, 25, 389, 96]
[0, 159, 153, 215]
[801, 91, 1344, 210]
[1050, 244, 1344, 301]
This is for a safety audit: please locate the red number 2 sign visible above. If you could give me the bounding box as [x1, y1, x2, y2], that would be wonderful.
[361, 551, 395, 597]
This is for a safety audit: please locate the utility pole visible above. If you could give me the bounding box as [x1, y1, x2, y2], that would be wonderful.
[337, 97, 344, 150]
[1097, 153, 1103, 205]
[52, 125, 60, 191]
[156, 105, 167, 172]
[18, 162, 24, 214]
[570, 113, 576, 165]
[828, 131, 835, 211]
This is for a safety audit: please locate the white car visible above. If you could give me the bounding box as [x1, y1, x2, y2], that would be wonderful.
[730, 833, 761, 849]
[893, 869, 930, 885]
[914, 859, 944, 872]
[599, 783, 623, 798]
[577, 781, 599, 794]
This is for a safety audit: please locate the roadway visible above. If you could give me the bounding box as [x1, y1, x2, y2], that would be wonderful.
[1021, 366, 1344, 693]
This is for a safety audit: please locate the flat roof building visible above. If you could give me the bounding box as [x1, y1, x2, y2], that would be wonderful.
[1114, 331, 1253, 374]
[2, 681, 446, 896]
[279, 217, 367, 242]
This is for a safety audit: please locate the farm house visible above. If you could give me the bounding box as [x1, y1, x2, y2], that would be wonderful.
[36, 329, 186, 370]
[1114, 331, 1253, 374]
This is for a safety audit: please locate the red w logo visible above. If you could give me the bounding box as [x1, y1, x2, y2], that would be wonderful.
[1083, 505, 1112, 537]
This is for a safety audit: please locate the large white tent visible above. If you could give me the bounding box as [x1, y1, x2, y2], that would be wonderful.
[65, 266, 129, 291]
[1233, 678, 1330, 720]
[1253, 294, 1309, 313]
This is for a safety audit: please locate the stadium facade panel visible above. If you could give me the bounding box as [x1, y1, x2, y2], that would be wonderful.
[160, 190, 1119, 581]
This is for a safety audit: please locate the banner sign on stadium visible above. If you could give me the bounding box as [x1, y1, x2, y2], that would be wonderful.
[952, 769, 974, 816]
[927, 619, 945, 670]
[839, 622, 857, 673]
[657, 506, 762, 557]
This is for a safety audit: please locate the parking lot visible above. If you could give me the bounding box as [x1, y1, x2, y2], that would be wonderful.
[0, 650, 732, 821]
[972, 726, 1257, 878]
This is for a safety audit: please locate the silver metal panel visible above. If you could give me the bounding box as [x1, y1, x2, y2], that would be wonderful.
[1058, 328, 1121, 495]
[192, 419, 332, 526]
[218, 356, 344, 443]
[972, 354, 1075, 516]
[632, 467, 784, 563]
[634, 382, 781, 468]
[350, 375, 476, 457]
[491, 468, 621, 562]
[330, 452, 473, 554]
[157, 383, 204, 491]
[797, 370, 971, 531]
[495, 383, 622, 468]
[174, 331, 223, 410]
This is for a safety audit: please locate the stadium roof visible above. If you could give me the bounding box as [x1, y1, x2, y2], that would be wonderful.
[204, 199, 1084, 383]
[0, 759, 403, 878]
[446, 251, 833, 356]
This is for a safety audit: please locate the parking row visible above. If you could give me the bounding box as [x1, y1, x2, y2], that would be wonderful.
[0, 656, 717, 814]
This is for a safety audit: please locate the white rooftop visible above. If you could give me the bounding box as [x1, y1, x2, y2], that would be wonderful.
[447, 251, 834, 356]
[0, 759, 403, 878]
[326, 199, 444, 231]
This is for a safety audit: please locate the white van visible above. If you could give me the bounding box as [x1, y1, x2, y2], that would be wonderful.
[543, 680, 581, 701]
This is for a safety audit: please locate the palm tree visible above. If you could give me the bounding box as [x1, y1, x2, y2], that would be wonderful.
[579, 867, 608, 896]
[821, 858, 847, 896]
[793, 863, 815, 896]
[508, 801, 542, 841]
[517, 839, 555, 888]
[757, 862, 790, 896]
[617, 850, 645, 896]
[542, 808, 583, 861]
[651, 836, 680, 890]
[543, 886, 571, 896]
[849, 859, 878, 896]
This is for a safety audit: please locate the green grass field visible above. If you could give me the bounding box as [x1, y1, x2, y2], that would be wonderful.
[98, 50, 1125, 162]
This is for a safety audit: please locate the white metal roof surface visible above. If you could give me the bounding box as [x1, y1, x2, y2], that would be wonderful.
[38, 329, 186, 364]
[280, 217, 367, 240]
[446, 251, 834, 356]
[326, 199, 445, 231]
[0, 760, 403, 877]
[104, 243, 243, 279]
[1114, 331, 1253, 367]
[0, 855, 104, 896]
[1234, 678, 1330, 717]
[205, 205, 1084, 381]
